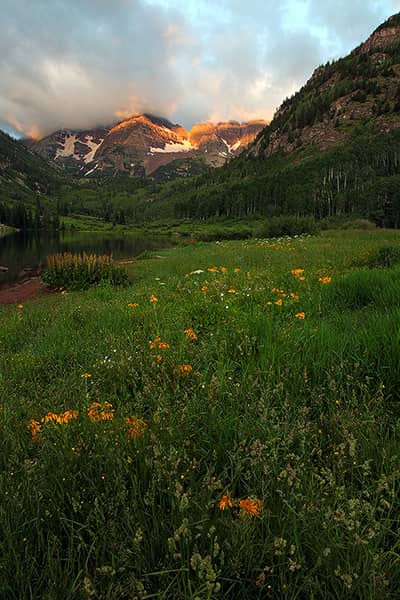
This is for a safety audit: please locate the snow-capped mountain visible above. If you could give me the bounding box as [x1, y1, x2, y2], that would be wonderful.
[31, 114, 267, 177]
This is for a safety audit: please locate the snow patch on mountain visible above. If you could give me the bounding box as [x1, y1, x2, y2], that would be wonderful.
[220, 138, 241, 153]
[150, 139, 194, 154]
[83, 136, 104, 163]
[55, 134, 78, 159]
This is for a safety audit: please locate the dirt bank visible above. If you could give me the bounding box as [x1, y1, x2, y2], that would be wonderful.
[0, 277, 52, 305]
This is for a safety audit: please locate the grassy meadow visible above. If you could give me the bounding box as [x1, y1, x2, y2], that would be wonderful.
[1, 229, 400, 599]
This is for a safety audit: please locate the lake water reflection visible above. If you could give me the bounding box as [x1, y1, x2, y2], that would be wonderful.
[0, 230, 171, 286]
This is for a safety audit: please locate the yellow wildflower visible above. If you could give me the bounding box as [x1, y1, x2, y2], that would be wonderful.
[275, 299, 283, 306]
[228, 288, 236, 294]
[60, 290, 67, 296]
[234, 268, 240, 273]
[17, 303, 23, 309]
[150, 294, 158, 303]
[201, 284, 208, 293]
[128, 302, 138, 308]
[218, 494, 233, 511]
[290, 292, 299, 300]
[319, 276, 332, 284]
[81, 372, 92, 379]
[239, 498, 262, 517]
[295, 312, 306, 320]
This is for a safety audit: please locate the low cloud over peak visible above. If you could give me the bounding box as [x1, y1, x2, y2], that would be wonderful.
[0, 0, 397, 138]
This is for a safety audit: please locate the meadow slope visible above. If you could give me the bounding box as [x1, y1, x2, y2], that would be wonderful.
[1, 229, 400, 599]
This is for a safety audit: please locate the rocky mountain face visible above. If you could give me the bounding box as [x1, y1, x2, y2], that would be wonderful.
[31, 115, 267, 177]
[0, 129, 59, 196]
[251, 13, 400, 159]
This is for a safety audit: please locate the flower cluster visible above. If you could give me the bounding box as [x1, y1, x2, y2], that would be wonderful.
[175, 364, 193, 377]
[27, 409, 79, 439]
[218, 494, 263, 517]
[291, 268, 305, 281]
[87, 401, 114, 421]
[42, 410, 79, 425]
[149, 336, 170, 350]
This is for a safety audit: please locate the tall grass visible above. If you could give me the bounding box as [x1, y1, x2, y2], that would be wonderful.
[1, 229, 400, 598]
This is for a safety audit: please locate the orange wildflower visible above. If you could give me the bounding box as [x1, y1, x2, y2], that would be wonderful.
[150, 294, 158, 303]
[227, 289, 236, 294]
[207, 267, 219, 273]
[81, 372, 92, 379]
[201, 284, 208, 293]
[17, 303, 23, 309]
[319, 276, 332, 284]
[158, 341, 170, 350]
[176, 364, 193, 377]
[275, 298, 283, 306]
[149, 336, 161, 349]
[88, 401, 114, 421]
[239, 498, 262, 517]
[28, 419, 41, 439]
[290, 292, 299, 300]
[184, 328, 198, 340]
[149, 336, 169, 350]
[291, 269, 304, 277]
[42, 410, 79, 425]
[126, 416, 148, 439]
[295, 312, 306, 320]
[155, 354, 162, 363]
[220, 266, 228, 273]
[128, 302, 138, 308]
[218, 494, 234, 511]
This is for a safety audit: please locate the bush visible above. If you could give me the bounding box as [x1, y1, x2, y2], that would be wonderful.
[41, 252, 128, 290]
[365, 245, 400, 268]
[256, 216, 319, 238]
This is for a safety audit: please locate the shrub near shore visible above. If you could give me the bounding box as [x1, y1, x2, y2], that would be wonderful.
[1, 229, 400, 599]
[41, 252, 128, 290]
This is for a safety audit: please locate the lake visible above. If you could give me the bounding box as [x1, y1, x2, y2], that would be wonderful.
[0, 230, 172, 286]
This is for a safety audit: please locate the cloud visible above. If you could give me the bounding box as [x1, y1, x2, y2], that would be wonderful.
[0, 0, 397, 137]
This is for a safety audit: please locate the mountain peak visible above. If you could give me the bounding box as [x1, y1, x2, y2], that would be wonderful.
[30, 115, 266, 178]
[252, 13, 400, 160]
[359, 12, 400, 54]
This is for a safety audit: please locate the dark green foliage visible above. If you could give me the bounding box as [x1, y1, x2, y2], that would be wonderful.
[255, 216, 319, 237]
[365, 245, 400, 268]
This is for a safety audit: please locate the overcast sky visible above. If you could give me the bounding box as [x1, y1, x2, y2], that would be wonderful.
[1, 0, 400, 138]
